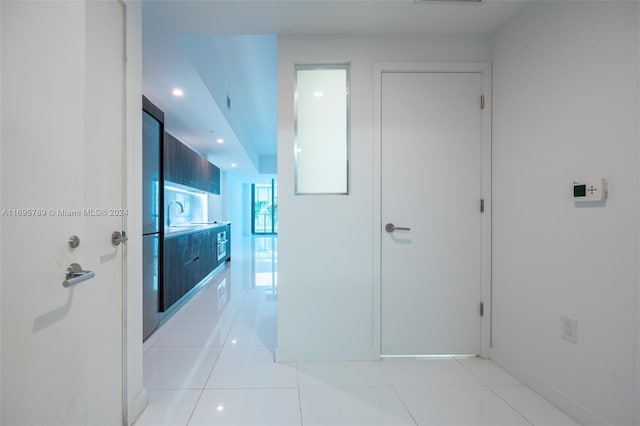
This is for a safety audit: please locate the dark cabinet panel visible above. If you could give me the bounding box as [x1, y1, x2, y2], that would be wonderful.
[162, 227, 224, 312]
[164, 132, 221, 194]
[196, 156, 207, 190]
[161, 235, 185, 311]
[198, 229, 217, 279]
[163, 133, 175, 184]
[208, 161, 216, 193]
[175, 140, 190, 186]
[212, 164, 221, 195]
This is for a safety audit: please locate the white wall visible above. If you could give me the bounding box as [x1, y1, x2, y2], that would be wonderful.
[207, 171, 225, 223]
[276, 35, 491, 361]
[259, 155, 277, 174]
[207, 192, 224, 222]
[242, 183, 251, 237]
[225, 172, 245, 247]
[491, 3, 638, 425]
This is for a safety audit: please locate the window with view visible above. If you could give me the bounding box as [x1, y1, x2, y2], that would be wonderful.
[252, 179, 277, 234]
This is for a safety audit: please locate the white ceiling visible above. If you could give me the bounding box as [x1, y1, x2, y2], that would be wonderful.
[142, 0, 528, 174]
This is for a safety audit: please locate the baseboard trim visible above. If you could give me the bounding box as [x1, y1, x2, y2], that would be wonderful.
[490, 348, 609, 426]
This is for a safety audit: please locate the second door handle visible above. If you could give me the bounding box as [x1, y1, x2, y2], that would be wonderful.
[112, 231, 128, 246]
[385, 223, 411, 233]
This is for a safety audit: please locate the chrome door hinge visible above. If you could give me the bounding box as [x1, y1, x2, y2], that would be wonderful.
[480, 302, 485, 317]
[480, 94, 485, 109]
[480, 199, 485, 213]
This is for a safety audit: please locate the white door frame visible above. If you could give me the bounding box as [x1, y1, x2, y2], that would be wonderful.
[372, 62, 492, 359]
[121, 1, 147, 424]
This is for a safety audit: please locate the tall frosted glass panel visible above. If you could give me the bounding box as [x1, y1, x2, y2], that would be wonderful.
[295, 65, 349, 194]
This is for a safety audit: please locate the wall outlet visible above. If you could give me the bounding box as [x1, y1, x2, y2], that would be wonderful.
[561, 316, 578, 344]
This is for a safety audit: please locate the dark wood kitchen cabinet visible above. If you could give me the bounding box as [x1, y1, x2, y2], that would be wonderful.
[162, 232, 200, 311]
[164, 132, 221, 194]
[198, 228, 217, 277]
[161, 227, 221, 311]
[161, 234, 184, 311]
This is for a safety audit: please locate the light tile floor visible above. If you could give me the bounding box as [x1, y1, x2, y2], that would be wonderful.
[136, 236, 580, 426]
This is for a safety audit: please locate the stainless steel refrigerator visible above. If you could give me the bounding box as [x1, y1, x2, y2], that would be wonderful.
[142, 105, 162, 340]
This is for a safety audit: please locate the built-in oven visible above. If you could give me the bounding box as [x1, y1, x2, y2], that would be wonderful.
[216, 230, 228, 261]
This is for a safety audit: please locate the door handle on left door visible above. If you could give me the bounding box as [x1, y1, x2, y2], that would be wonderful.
[385, 223, 411, 233]
[111, 230, 128, 246]
[63, 263, 96, 287]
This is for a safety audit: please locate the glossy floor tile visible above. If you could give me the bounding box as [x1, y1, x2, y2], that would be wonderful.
[189, 388, 301, 426]
[395, 385, 531, 426]
[492, 385, 580, 426]
[299, 387, 417, 426]
[137, 235, 581, 426]
[381, 357, 484, 387]
[153, 320, 227, 347]
[134, 390, 200, 426]
[297, 361, 390, 388]
[143, 345, 221, 390]
[456, 356, 523, 386]
[205, 346, 298, 389]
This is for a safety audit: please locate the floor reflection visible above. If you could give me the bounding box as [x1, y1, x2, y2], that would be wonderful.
[138, 234, 576, 426]
[250, 235, 277, 293]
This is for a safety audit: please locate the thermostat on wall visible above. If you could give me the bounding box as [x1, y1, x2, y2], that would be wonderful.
[572, 177, 608, 202]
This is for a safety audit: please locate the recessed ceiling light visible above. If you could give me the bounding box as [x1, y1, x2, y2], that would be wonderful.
[216, 138, 224, 144]
[171, 88, 184, 97]
[216, 405, 224, 412]
[231, 163, 237, 168]
[313, 91, 323, 97]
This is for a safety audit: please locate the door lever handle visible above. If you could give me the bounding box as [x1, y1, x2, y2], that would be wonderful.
[111, 230, 128, 246]
[63, 263, 96, 287]
[385, 223, 411, 233]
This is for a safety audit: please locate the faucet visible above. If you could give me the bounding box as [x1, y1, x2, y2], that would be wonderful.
[167, 201, 184, 227]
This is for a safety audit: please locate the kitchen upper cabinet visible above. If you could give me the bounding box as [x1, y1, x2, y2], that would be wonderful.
[163, 133, 176, 184]
[213, 164, 221, 194]
[164, 132, 221, 194]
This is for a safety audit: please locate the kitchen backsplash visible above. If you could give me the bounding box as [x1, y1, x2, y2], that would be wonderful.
[164, 184, 208, 228]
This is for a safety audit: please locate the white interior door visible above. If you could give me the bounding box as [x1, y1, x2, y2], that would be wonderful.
[1, 1, 125, 424]
[381, 72, 483, 356]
